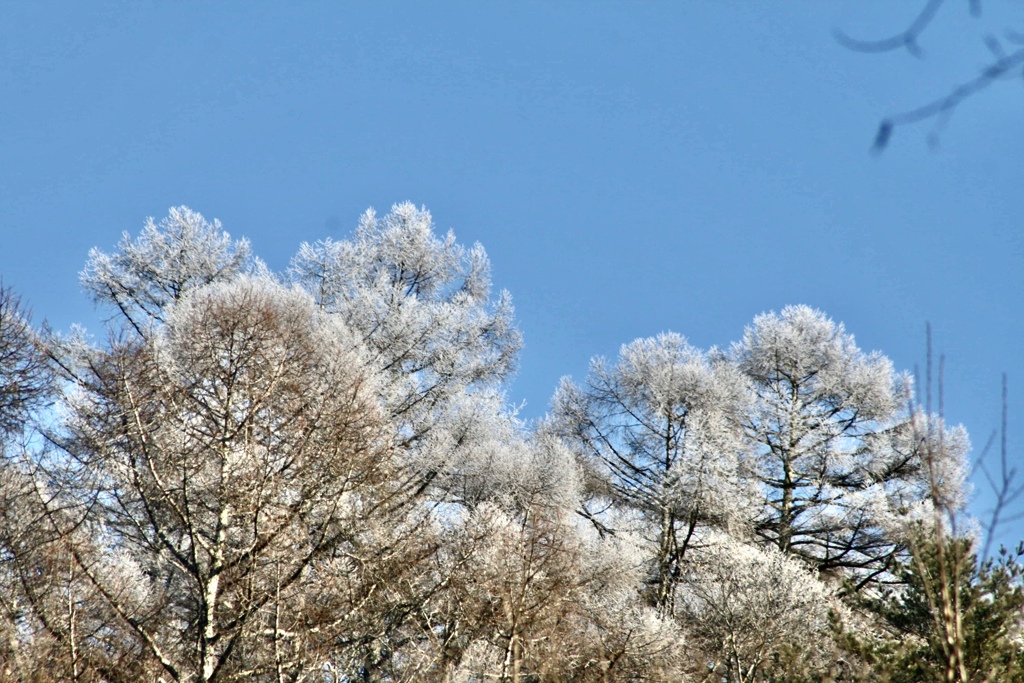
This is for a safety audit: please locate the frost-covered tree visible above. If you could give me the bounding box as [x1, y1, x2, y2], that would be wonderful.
[46, 277, 407, 682]
[0, 287, 68, 679]
[81, 207, 258, 336]
[79, 202, 521, 502]
[677, 533, 837, 683]
[552, 333, 754, 613]
[0, 469, 153, 683]
[52, 204, 531, 678]
[0, 284, 51, 437]
[425, 390, 582, 513]
[731, 305, 966, 585]
[289, 202, 521, 451]
[420, 503, 687, 683]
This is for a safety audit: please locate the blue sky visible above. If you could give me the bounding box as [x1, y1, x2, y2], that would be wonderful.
[2, 2, 1021, 542]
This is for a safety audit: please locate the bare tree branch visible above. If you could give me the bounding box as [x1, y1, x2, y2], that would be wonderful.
[834, 0, 946, 58]
[836, 0, 1024, 151]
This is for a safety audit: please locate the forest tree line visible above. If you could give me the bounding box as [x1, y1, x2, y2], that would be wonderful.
[0, 204, 1021, 682]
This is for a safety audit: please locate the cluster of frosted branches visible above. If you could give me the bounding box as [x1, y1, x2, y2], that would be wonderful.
[0, 205, 1019, 682]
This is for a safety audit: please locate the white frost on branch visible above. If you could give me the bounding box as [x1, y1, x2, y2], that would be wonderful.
[81, 207, 263, 336]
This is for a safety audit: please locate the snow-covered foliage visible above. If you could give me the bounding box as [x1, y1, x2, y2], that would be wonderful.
[678, 532, 837, 682]
[730, 305, 956, 583]
[551, 332, 756, 611]
[2, 206, 1013, 682]
[81, 206, 261, 336]
[428, 503, 689, 683]
[428, 392, 582, 512]
[903, 410, 971, 513]
[289, 202, 521, 446]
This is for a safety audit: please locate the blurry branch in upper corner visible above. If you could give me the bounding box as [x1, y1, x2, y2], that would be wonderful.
[833, 0, 1024, 152]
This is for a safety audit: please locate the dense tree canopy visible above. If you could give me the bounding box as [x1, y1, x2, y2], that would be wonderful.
[0, 205, 1019, 683]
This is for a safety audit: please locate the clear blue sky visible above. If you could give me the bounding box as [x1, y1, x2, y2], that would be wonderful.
[2, 3, 1021, 542]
